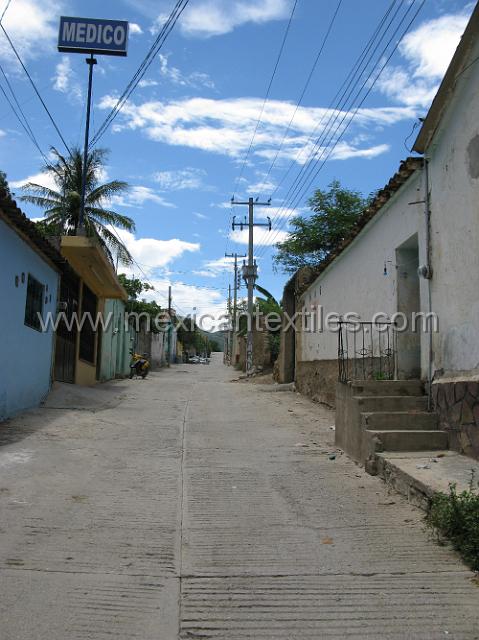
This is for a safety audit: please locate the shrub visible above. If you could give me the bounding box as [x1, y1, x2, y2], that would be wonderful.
[426, 471, 479, 571]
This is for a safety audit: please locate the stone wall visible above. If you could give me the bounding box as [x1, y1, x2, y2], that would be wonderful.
[237, 325, 272, 372]
[432, 379, 479, 459]
[295, 359, 338, 407]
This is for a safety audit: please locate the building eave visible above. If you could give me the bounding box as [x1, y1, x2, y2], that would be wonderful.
[60, 235, 128, 301]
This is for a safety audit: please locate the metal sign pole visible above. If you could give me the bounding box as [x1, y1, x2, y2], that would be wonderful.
[78, 53, 96, 233]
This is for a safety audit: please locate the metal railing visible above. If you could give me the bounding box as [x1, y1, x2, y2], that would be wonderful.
[338, 320, 397, 383]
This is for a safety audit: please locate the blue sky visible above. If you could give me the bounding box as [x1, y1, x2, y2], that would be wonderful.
[0, 0, 474, 326]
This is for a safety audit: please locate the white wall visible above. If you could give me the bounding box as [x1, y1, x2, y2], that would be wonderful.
[427, 36, 479, 376]
[298, 172, 427, 365]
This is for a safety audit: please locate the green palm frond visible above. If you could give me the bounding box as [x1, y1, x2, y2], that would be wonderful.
[94, 223, 133, 265]
[88, 180, 129, 203]
[22, 145, 133, 265]
[86, 206, 135, 231]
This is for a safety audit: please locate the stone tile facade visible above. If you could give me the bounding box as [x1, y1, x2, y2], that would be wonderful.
[432, 380, 479, 460]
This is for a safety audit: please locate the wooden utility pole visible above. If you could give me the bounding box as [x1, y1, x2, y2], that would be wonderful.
[231, 198, 271, 376]
[225, 251, 246, 366]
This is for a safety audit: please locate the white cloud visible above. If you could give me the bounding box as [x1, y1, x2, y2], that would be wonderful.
[331, 141, 389, 160]
[402, 12, 469, 80]
[230, 227, 289, 246]
[112, 228, 227, 325]
[376, 10, 470, 108]
[129, 22, 143, 35]
[99, 95, 412, 163]
[119, 268, 226, 328]
[157, 53, 215, 89]
[112, 186, 176, 208]
[0, 0, 60, 64]
[194, 212, 209, 219]
[11, 172, 175, 210]
[113, 228, 199, 271]
[178, 0, 292, 37]
[147, 278, 226, 329]
[255, 205, 299, 220]
[138, 79, 159, 88]
[153, 167, 206, 191]
[204, 255, 237, 273]
[192, 269, 217, 277]
[52, 56, 82, 102]
[10, 171, 57, 192]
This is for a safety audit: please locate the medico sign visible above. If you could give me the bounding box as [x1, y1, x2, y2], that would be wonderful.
[58, 17, 129, 56]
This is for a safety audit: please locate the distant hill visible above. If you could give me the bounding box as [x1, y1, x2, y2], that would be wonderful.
[198, 328, 225, 351]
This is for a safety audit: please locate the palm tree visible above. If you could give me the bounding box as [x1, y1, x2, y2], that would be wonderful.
[20, 146, 135, 265]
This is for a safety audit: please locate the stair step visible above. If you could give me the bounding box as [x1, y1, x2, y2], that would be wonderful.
[354, 395, 428, 412]
[365, 429, 448, 452]
[351, 380, 424, 397]
[361, 411, 438, 430]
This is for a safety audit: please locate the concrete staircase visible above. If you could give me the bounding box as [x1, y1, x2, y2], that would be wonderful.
[351, 381, 448, 461]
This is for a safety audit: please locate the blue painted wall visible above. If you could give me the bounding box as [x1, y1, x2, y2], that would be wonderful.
[0, 218, 59, 420]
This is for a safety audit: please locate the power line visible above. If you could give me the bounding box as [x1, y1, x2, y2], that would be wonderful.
[225, 0, 298, 266]
[257, 0, 420, 258]
[90, 0, 189, 148]
[0, 23, 71, 155]
[286, 1, 425, 214]
[108, 225, 192, 316]
[0, 62, 43, 153]
[261, 0, 343, 191]
[264, 0, 425, 259]
[0, 0, 12, 24]
[253, 0, 402, 258]
[266, 0, 400, 209]
[0, 78, 46, 160]
[232, 0, 299, 199]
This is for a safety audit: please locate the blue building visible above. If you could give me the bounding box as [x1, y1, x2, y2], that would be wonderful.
[0, 191, 66, 421]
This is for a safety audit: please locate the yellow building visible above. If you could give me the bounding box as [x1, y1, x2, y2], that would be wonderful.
[56, 236, 127, 386]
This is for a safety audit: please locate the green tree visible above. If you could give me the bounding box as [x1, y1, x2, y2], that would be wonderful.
[20, 147, 135, 265]
[274, 180, 370, 273]
[0, 170, 11, 196]
[118, 274, 161, 325]
[209, 340, 221, 352]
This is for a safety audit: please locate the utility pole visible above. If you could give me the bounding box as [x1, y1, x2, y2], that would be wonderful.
[225, 251, 246, 366]
[227, 284, 232, 365]
[167, 285, 172, 367]
[231, 197, 271, 376]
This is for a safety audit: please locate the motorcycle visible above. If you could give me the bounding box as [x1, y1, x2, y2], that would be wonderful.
[129, 352, 150, 379]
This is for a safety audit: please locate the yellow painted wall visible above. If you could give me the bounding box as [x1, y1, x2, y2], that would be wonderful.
[75, 359, 97, 386]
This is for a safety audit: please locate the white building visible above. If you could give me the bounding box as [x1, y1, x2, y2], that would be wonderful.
[279, 4, 479, 459]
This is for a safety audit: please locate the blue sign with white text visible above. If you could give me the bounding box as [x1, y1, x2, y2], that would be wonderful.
[58, 16, 129, 56]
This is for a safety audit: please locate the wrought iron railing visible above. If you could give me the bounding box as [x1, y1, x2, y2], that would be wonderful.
[338, 320, 397, 382]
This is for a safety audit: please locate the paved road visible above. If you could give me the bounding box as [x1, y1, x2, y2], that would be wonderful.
[0, 355, 478, 639]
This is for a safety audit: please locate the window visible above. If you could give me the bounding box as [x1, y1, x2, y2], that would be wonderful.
[79, 284, 97, 364]
[24, 274, 44, 331]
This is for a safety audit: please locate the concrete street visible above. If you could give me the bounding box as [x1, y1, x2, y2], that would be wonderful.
[0, 355, 478, 639]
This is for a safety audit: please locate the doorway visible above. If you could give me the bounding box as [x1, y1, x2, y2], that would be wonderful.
[395, 234, 421, 379]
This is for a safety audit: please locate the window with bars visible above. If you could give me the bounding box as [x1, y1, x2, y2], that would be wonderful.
[24, 274, 44, 332]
